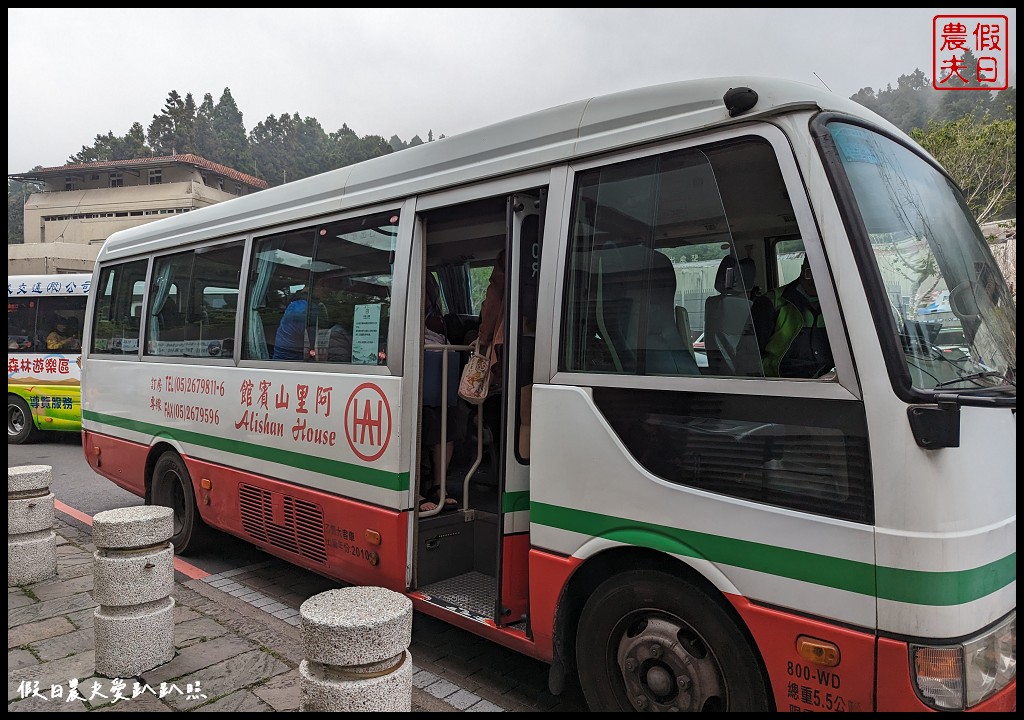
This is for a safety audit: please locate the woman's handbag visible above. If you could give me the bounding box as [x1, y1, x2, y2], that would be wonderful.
[458, 340, 491, 404]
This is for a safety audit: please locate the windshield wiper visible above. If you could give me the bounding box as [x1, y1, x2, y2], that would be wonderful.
[934, 370, 1011, 389]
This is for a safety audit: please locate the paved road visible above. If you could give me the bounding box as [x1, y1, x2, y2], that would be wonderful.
[9, 433, 590, 712]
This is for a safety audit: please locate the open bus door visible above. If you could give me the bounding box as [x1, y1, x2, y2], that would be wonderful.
[414, 190, 544, 633]
[495, 191, 543, 626]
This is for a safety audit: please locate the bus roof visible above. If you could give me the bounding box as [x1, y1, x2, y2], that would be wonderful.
[8, 273, 92, 296]
[97, 76, 902, 263]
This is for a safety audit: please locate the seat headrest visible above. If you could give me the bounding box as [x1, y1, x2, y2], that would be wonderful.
[714, 256, 755, 294]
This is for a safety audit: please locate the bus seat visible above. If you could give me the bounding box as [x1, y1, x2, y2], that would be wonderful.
[597, 244, 698, 376]
[645, 250, 699, 375]
[594, 247, 637, 373]
[674, 305, 696, 362]
[157, 298, 183, 330]
[704, 256, 759, 376]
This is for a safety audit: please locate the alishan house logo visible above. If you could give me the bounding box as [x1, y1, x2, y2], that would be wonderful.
[933, 15, 1009, 90]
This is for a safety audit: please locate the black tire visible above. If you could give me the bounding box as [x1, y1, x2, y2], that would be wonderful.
[8, 395, 38, 445]
[150, 451, 213, 555]
[576, 569, 770, 712]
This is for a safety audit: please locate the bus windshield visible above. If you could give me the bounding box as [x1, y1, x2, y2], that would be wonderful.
[830, 122, 1016, 393]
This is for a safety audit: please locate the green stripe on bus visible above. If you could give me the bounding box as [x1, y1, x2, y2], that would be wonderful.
[874, 554, 1016, 606]
[502, 490, 530, 513]
[530, 502, 1015, 606]
[83, 410, 409, 491]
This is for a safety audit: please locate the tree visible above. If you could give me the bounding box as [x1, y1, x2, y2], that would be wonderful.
[193, 93, 219, 162]
[325, 123, 361, 170]
[68, 123, 151, 163]
[912, 115, 1016, 225]
[851, 70, 941, 134]
[147, 90, 200, 156]
[210, 88, 253, 174]
[8, 177, 40, 244]
[249, 112, 333, 185]
[933, 50, 993, 123]
[990, 87, 1016, 121]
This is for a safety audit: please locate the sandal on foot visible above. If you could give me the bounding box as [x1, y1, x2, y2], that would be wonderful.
[424, 486, 458, 512]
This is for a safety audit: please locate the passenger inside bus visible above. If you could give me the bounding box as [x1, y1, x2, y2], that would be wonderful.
[321, 277, 354, 363]
[750, 257, 833, 378]
[421, 273, 459, 512]
[469, 251, 508, 463]
[46, 317, 81, 351]
[477, 250, 506, 370]
[272, 287, 310, 360]
[471, 249, 537, 461]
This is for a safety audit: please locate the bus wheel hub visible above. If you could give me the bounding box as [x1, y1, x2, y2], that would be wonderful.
[617, 617, 723, 711]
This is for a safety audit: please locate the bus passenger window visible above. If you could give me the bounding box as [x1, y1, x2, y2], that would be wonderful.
[245, 211, 398, 364]
[91, 260, 148, 355]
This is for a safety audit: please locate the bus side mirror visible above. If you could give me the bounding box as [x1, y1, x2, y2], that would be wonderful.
[948, 282, 979, 318]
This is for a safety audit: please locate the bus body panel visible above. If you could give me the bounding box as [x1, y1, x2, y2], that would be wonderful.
[729, 594, 876, 712]
[81, 426, 410, 590]
[82, 429, 150, 497]
[8, 377, 82, 432]
[529, 384, 878, 628]
[869, 400, 1016, 637]
[82, 360, 409, 507]
[782, 113, 1017, 638]
[527, 549, 582, 661]
[182, 455, 409, 591]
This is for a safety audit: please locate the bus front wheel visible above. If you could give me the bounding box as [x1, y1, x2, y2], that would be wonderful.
[575, 569, 770, 712]
[8, 395, 38, 445]
[151, 451, 213, 555]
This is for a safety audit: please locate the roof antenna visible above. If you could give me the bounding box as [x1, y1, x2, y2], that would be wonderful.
[813, 72, 832, 92]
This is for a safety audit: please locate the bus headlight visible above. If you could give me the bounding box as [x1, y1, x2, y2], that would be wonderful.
[911, 613, 1015, 710]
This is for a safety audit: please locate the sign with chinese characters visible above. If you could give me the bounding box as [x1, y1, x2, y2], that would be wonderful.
[933, 15, 1009, 90]
[351, 303, 383, 365]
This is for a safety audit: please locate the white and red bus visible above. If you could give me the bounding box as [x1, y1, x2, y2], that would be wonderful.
[81, 77, 1015, 712]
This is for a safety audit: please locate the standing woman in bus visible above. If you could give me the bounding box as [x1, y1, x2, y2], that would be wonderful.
[474, 250, 510, 457]
[477, 250, 506, 380]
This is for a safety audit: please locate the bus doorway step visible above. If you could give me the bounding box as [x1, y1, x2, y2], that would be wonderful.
[419, 570, 496, 618]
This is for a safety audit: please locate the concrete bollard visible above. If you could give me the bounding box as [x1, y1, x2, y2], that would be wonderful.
[299, 586, 413, 712]
[92, 506, 176, 678]
[8, 464, 58, 585]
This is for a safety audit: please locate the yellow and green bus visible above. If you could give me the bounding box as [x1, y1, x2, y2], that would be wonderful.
[8, 273, 90, 444]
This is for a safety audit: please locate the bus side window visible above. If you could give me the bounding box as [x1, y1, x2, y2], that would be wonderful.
[566, 240, 698, 376]
[91, 259, 148, 355]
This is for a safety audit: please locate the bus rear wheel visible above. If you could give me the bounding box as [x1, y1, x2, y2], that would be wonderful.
[8, 395, 38, 445]
[575, 569, 770, 712]
[150, 451, 213, 555]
